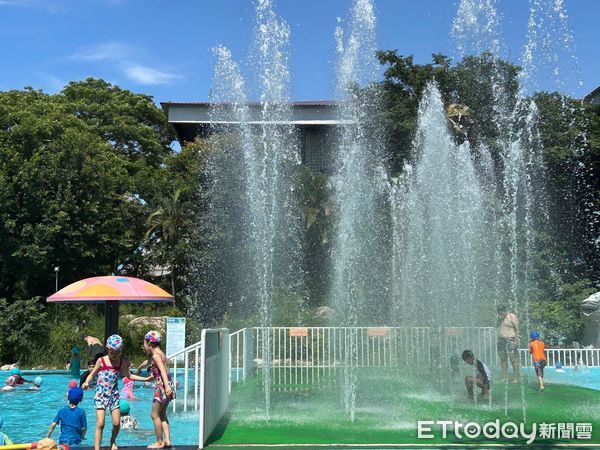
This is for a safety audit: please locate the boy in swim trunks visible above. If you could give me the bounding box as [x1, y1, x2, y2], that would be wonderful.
[462, 350, 491, 401]
[529, 331, 547, 392]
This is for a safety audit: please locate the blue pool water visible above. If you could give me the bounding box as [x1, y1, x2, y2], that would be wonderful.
[523, 366, 600, 390]
[0, 371, 199, 445]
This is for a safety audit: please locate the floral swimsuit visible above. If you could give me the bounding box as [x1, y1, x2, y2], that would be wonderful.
[94, 356, 123, 411]
[151, 354, 175, 404]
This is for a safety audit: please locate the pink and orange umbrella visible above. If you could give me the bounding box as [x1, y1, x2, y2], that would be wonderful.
[47, 276, 174, 341]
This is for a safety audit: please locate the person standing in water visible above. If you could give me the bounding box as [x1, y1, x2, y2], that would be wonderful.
[496, 304, 520, 383]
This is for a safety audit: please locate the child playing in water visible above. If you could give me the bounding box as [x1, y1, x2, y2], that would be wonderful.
[120, 376, 136, 400]
[0, 416, 14, 445]
[119, 400, 140, 430]
[144, 330, 176, 448]
[79, 359, 97, 388]
[82, 334, 151, 450]
[529, 331, 546, 392]
[4, 367, 32, 388]
[46, 387, 87, 446]
[462, 350, 491, 401]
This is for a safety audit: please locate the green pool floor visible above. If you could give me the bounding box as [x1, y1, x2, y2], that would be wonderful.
[208, 369, 600, 448]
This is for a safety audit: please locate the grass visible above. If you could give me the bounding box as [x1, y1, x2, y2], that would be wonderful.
[207, 368, 600, 447]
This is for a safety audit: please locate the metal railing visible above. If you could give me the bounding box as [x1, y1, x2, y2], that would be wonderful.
[168, 340, 202, 413]
[519, 347, 600, 367]
[232, 326, 497, 387]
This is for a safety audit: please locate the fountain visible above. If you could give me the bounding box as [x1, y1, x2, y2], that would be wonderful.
[207, 0, 303, 418]
[192, 0, 589, 431]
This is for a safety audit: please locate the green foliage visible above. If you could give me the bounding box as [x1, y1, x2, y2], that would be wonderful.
[376, 51, 520, 173]
[0, 297, 48, 364]
[529, 280, 595, 346]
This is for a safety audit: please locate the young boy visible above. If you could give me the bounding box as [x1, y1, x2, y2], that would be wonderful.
[0, 416, 14, 445]
[79, 359, 97, 388]
[46, 387, 87, 446]
[119, 400, 140, 430]
[529, 331, 546, 392]
[462, 350, 491, 401]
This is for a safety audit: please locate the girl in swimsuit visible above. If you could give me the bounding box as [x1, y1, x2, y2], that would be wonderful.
[82, 334, 151, 450]
[143, 330, 175, 448]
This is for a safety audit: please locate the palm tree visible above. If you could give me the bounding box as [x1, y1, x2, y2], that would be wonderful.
[145, 188, 188, 297]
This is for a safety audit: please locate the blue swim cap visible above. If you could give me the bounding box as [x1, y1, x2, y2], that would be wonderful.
[10, 367, 20, 375]
[34, 376, 43, 387]
[67, 387, 84, 405]
[530, 331, 540, 339]
[120, 399, 130, 415]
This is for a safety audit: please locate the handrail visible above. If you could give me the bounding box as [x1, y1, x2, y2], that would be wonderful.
[167, 339, 202, 360]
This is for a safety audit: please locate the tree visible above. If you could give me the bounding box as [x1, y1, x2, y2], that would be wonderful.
[145, 188, 190, 298]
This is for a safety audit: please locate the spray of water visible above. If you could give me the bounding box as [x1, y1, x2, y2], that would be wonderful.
[331, 0, 385, 421]
[208, 0, 302, 420]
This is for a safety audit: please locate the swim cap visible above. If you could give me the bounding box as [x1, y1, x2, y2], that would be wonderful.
[556, 361, 563, 369]
[10, 367, 20, 375]
[67, 387, 84, 405]
[106, 334, 123, 351]
[120, 399, 130, 415]
[68, 380, 78, 389]
[144, 330, 162, 343]
[34, 376, 43, 387]
[530, 331, 540, 339]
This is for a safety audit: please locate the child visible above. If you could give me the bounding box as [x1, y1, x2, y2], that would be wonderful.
[119, 400, 140, 430]
[461, 350, 491, 401]
[46, 387, 87, 446]
[144, 330, 175, 448]
[79, 359, 97, 388]
[82, 334, 150, 450]
[120, 376, 136, 400]
[4, 367, 32, 388]
[529, 331, 546, 392]
[0, 416, 14, 445]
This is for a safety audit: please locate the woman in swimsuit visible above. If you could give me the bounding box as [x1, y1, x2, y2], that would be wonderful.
[143, 330, 175, 448]
[82, 334, 151, 450]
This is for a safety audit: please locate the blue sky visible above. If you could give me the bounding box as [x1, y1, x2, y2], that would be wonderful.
[0, 0, 598, 104]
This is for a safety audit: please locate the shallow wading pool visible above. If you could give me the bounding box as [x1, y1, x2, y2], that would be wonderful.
[0, 371, 199, 446]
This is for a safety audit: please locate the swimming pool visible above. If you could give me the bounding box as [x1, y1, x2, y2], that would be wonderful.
[0, 371, 199, 445]
[523, 366, 600, 390]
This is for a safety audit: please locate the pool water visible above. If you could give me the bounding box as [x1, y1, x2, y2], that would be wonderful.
[523, 366, 600, 390]
[0, 371, 199, 446]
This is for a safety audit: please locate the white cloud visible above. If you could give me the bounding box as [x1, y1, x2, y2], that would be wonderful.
[123, 64, 180, 85]
[69, 42, 130, 62]
[69, 42, 182, 86]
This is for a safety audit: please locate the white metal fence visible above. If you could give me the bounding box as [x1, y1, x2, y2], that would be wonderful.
[169, 340, 202, 413]
[519, 347, 600, 367]
[234, 326, 497, 387]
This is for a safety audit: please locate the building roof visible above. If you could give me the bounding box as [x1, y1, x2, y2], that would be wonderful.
[583, 86, 600, 104]
[161, 101, 349, 144]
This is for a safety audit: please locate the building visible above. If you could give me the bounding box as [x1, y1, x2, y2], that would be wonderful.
[161, 101, 345, 174]
[583, 86, 600, 105]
